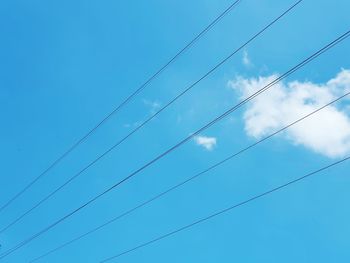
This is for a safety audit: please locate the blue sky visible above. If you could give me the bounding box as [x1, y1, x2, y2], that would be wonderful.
[0, 0, 350, 262]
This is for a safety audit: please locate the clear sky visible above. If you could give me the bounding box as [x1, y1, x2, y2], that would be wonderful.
[0, 0, 350, 262]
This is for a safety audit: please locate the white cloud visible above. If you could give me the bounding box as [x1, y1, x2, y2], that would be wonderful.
[228, 69, 350, 158]
[194, 135, 217, 151]
[242, 50, 253, 68]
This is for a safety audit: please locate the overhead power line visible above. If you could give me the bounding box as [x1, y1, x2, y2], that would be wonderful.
[0, 0, 243, 214]
[0, 0, 300, 234]
[1, 20, 349, 260]
[29, 89, 350, 262]
[99, 156, 350, 262]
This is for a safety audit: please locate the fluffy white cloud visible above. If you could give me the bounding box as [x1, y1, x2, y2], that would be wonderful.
[194, 135, 217, 151]
[228, 69, 350, 158]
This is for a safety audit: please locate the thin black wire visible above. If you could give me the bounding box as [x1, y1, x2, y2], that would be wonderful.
[0, 0, 299, 234]
[29, 90, 350, 262]
[0, 0, 242, 214]
[1, 21, 348, 260]
[100, 156, 350, 262]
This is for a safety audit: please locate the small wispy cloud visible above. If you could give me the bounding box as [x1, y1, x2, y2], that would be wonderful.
[123, 121, 141, 129]
[194, 135, 217, 151]
[143, 99, 161, 115]
[124, 99, 162, 128]
[228, 69, 350, 158]
[242, 50, 253, 68]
